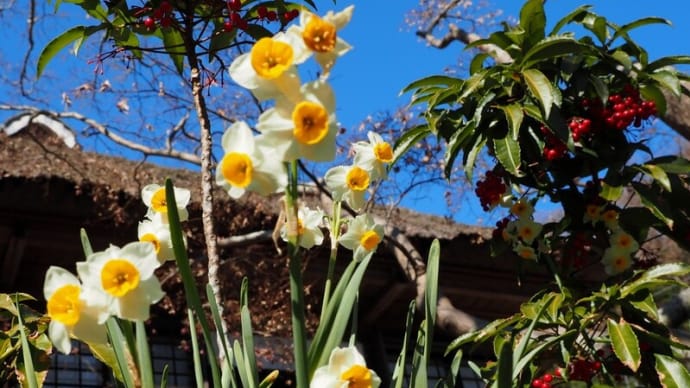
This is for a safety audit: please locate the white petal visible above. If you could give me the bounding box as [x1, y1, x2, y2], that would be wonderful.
[257, 108, 293, 133]
[222, 121, 255, 153]
[141, 184, 162, 207]
[324, 166, 348, 200]
[120, 241, 159, 279]
[310, 366, 340, 388]
[49, 321, 72, 354]
[329, 5, 354, 31]
[44, 266, 80, 300]
[115, 277, 164, 321]
[284, 25, 311, 64]
[303, 81, 336, 113]
[229, 53, 261, 89]
[71, 309, 107, 345]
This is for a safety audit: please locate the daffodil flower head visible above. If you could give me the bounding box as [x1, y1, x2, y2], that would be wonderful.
[515, 218, 542, 245]
[514, 244, 537, 260]
[77, 242, 164, 322]
[609, 230, 639, 253]
[256, 80, 337, 162]
[353, 131, 394, 180]
[286, 5, 354, 76]
[281, 206, 325, 249]
[510, 198, 534, 219]
[215, 121, 287, 199]
[141, 183, 191, 223]
[138, 217, 178, 264]
[601, 208, 620, 230]
[310, 345, 381, 388]
[325, 164, 371, 211]
[583, 203, 603, 224]
[228, 33, 303, 102]
[602, 246, 633, 276]
[43, 266, 107, 354]
[339, 214, 384, 262]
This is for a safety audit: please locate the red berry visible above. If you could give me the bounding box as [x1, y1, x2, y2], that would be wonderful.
[143, 17, 155, 29]
[531, 379, 543, 388]
[231, 12, 242, 24]
[542, 373, 553, 382]
[159, 1, 173, 14]
[228, 0, 242, 11]
[257, 6, 268, 19]
[152, 8, 164, 20]
[223, 20, 233, 32]
[160, 16, 172, 28]
[290, 9, 300, 19]
[267, 10, 277, 21]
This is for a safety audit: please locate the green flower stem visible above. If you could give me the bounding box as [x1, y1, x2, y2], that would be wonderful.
[543, 253, 564, 292]
[285, 161, 308, 387]
[320, 200, 342, 322]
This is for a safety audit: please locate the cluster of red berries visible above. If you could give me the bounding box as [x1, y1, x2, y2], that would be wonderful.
[492, 216, 511, 240]
[223, 1, 299, 32]
[567, 357, 601, 382]
[568, 231, 593, 269]
[579, 85, 657, 132]
[568, 117, 592, 142]
[475, 171, 507, 211]
[540, 125, 568, 161]
[531, 369, 559, 388]
[143, 1, 174, 29]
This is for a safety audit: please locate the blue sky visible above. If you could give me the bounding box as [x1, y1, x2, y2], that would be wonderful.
[1, 1, 689, 225]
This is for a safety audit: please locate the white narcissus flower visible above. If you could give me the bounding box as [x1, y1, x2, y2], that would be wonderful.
[281, 206, 325, 249]
[138, 217, 177, 264]
[141, 183, 191, 223]
[352, 131, 394, 180]
[215, 121, 287, 199]
[77, 242, 165, 323]
[43, 266, 107, 354]
[228, 33, 303, 103]
[256, 80, 338, 162]
[285, 5, 354, 76]
[325, 164, 371, 211]
[310, 346, 381, 388]
[609, 230, 639, 253]
[510, 198, 534, 219]
[514, 218, 543, 245]
[514, 244, 537, 260]
[602, 246, 633, 276]
[339, 214, 384, 262]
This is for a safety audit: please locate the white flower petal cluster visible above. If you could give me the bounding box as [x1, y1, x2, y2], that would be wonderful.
[286, 6, 354, 76]
[310, 346, 381, 388]
[77, 242, 165, 323]
[257, 80, 338, 162]
[352, 131, 394, 180]
[141, 183, 191, 223]
[215, 121, 287, 198]
[324, 164, 371, 211]
[281, 206, 325, 249]
[138, 216, 175, 264]
[339, 214, 384, 262]
[43, 266, 107, 354]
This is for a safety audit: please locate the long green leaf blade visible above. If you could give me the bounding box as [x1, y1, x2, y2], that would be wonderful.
[608, 318, 641, 372]
[655, 353, 690, 388]
[523, 68, 557, 119]
[135, 321, 154, 388]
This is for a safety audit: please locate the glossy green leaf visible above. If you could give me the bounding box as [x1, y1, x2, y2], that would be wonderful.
[638, 164, 672, 192]
[640, 83, 668, 116]
[655, 353, 690, 388]
[186, 309, 204, 388]
[463, 133, 486, 181]
[16, 299, 38, 388]
[600, 182, 623, 201]
[205, 285, 237, 387]
[493, 136, 522, 177]
[105, 318, 136, 387]
[610, 17, 671, 43]
[549, 5, 592, 35]
[161, 27, 185, 74]
[646, 55, 690, 72]
[37, 26, 90, 78]
[611, 49, 633, 73]
[521, 37, 597, 69]
[627, 290, 659, 320]
[413, 239, 440, 388]
[519, 0, 546, 49]
[608, 318, 641, 372]
[523, 68, 557, 118]
[647, 156, 690, 174]
[582, 13, 608, 43]
[443, 121, 475, 178]
[401, 75, 462, 95]
[631, 182, 674, 229]
[513, 330, 577, 380]
[392, 124, 431, 168]
[499, 103, 524, 140]
[650, 70, 682, 96]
